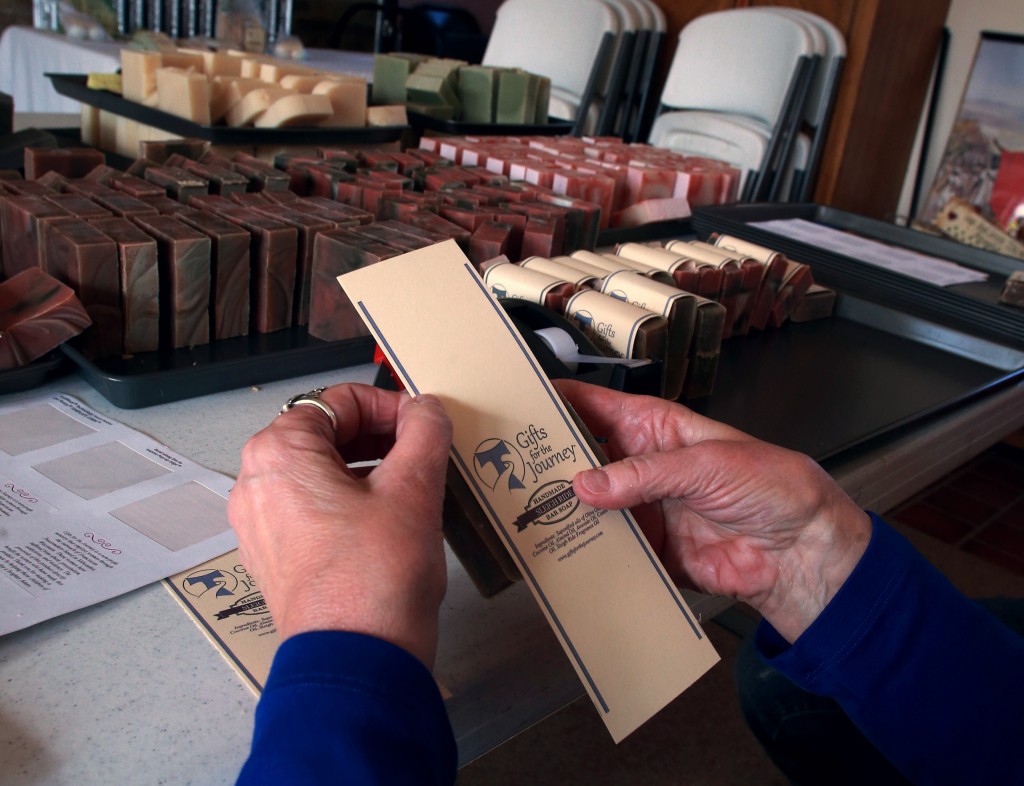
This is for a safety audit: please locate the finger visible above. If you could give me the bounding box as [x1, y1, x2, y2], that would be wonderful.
[555, 378, 747, 456]
[573, 444, 730, 511]
[371, 394, 452, 504]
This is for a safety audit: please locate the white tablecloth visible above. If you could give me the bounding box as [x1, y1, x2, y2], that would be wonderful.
[0, 25, 376, 114]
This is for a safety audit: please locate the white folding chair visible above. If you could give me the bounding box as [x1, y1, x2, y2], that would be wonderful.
[774, 9, 846, 201]
[648, 8, 818, 200]
[483, 0, 620, 129]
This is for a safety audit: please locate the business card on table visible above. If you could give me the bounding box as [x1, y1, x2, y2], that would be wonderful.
[339, 239, 719, 742]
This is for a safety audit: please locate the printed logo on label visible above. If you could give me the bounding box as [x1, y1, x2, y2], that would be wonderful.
[473, 438, 527, 492]
[183, 568, 238, 599]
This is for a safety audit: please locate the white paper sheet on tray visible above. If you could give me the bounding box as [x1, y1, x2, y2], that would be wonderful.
[0, 393, 236, 635]
[751, 218, 990, 287]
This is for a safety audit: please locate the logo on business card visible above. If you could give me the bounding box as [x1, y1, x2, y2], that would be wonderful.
[182, 568, 238, 599]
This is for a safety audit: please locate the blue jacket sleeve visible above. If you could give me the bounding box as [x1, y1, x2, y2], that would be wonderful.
[237, 631, 457, 785]
[756, 514, 1024, 785]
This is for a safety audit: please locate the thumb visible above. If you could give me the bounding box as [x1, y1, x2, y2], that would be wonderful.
[373, 394, 453, 501]
[574, 448, 703, 510]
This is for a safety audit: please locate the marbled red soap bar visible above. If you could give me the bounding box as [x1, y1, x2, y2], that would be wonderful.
[205, 207, 297, 334]
[23, 147, 105, 180]
[0, 267, 91, 368]
[43, 193, 113, 220]
[144, 166, 209, 204]
[131, 214, 211, 349]
[90, 217, 160, 354]
[0, 195, 74, 278]
[176, 209, 251, 340]
[44, 220, 121, 357]
[308, 229, 399, 342]
[251, 204, 335, 327]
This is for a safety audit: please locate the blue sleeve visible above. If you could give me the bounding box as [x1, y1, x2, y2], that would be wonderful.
[756, 514, 1024, 785]
[237, 631, 457, 785]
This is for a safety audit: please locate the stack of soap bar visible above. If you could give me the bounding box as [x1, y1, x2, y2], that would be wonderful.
[44, 220, 121, 358]
[131, 214, 211, 349]
[23, 147, 105, 180]
[90, 217, 160, 354]
[0, 268, 91, 368]
[177, 210, 252, 339]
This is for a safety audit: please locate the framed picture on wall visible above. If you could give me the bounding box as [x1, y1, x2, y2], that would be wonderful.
[917, 31, 1024, 254]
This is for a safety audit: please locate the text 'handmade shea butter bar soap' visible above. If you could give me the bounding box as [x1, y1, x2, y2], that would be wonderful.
[338, 239, 719, 742]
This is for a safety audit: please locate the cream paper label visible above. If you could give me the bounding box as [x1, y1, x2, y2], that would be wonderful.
[564, 288, 658, 359]
[483, 261, 562, 303]
[520, 256, 599, 288]
[601, 270, 685, 318]
[665, 240, 740, 269]
[712, 234, 784, 265]
[338, 239, 719, 743]
[614, 243, 691, 274]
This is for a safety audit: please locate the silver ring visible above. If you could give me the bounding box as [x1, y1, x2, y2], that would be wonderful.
[279, 387, 337, 431]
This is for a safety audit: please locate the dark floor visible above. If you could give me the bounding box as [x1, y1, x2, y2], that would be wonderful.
[885, 435, 1024, 576]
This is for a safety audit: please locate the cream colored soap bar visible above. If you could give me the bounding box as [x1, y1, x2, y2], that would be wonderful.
[155, 67, 212, 124]
[313, 79, 368, 127]
[253, 93, 332, 128]
[120, 49, 163, 103]
[226, 86, 293, 127]
[338, 240, 719, 743]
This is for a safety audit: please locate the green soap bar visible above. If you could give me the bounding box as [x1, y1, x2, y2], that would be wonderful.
[405, 73, 461, 115]
[405, 101, 457, 121]
[372, 54, 414, 105]
[458, 65, 498, 123]
[534, 75, 551, 124]
[496, 69, 538, 124]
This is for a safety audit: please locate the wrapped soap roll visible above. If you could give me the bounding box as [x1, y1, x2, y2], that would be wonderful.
[562, 289, 668, 365]
[519, 256, 601, 291]
[600, 270, 698, 400]
[0, 268, 91, 369]
[708, 234, 788, 331]
[606, 245, 694, 289]
[90, 216, 160, 354]
[669, 240, 763, 336]
[483, 261, 574, 312]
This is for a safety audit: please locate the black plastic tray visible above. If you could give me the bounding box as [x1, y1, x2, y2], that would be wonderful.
[406, 110, 574, 137]
[691, 203, 1024, 348]
[47, 74, 409, 147]
[691, 295, 1024, 464]
[61, 328, 375, 409]
[597, 217, 692, 247]
[0, 351, 68, 395]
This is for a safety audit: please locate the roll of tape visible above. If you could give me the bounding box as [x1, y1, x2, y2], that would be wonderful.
[535, 327, 579, 372]
[533, 327, 651, 372]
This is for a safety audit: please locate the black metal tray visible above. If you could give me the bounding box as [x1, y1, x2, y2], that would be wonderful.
[691, 203, 1024, 348]
[692, 294, 1024, 464]
[406, 110, 574, 137]
[61, 328, 375, 409]
[0, 351, 68, 395]
[47, 74, 409, 147]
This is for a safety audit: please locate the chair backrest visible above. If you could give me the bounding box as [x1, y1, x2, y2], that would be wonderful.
[658, 8, 816, 126]
[771, 8, 846, 128]
[635, 0, 666, 33]
[482, 0, 620, 99]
